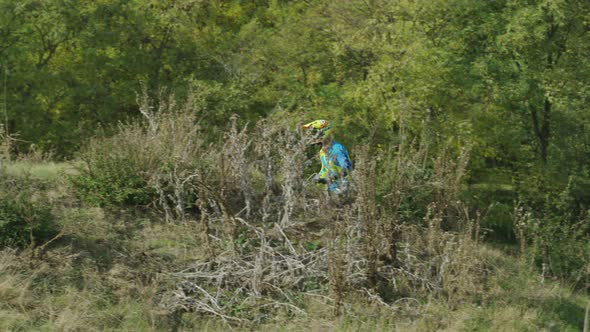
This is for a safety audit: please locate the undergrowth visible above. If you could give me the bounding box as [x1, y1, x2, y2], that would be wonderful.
[0, 90, 587, 331]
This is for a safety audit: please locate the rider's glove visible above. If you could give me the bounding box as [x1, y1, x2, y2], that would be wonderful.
[313, 173, 327, 184]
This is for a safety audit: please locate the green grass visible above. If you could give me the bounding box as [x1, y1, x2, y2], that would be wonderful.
[2, 160, 78, 180]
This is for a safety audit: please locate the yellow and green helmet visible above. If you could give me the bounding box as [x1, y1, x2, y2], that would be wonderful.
[302, 119, 332, 141]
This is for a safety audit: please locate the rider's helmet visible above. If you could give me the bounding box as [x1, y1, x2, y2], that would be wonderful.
[302, 119, 332, 144]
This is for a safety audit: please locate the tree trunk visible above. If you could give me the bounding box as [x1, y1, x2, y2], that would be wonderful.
[530, 97, 551, 164]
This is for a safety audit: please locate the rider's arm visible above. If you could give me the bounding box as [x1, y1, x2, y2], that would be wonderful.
[317, 150, 334, 183]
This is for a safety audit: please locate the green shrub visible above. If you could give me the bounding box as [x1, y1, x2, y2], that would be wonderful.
[529, 216, 590, 287]
[0, 178, 58, 249]
[464, 187, 516, 242]
[70, 137, 155, 207]
[516, 179, 590, 287]
[70, 91, 204, 211]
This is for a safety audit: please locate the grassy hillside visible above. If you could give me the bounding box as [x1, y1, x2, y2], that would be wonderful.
[0, 158, 587, 331]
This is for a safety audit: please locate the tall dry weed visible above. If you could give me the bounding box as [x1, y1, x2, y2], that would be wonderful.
[353, 145, 380, 287]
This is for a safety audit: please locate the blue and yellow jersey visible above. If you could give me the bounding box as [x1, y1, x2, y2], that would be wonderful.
[318, 140, 352, 191]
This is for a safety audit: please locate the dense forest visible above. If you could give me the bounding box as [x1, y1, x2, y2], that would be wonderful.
[0, 0, 589, 330]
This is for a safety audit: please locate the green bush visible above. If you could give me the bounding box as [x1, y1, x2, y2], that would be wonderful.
[70, 91, 204, 211]
[517, 178, 590, 287]
[464, 187, 516, 242]
[70, 138, 155, 207]
[0, 179, 57, 249]
[529, 216, 590, 287]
